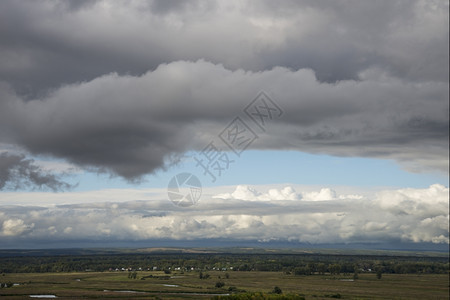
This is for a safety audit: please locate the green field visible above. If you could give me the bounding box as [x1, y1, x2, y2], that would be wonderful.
[0, 270, 448, 299]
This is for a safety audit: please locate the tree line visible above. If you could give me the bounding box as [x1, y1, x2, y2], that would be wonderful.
[0, 253, 448, 274]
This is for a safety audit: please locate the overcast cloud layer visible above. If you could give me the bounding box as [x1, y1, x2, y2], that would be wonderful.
[0, 0, 448, 181]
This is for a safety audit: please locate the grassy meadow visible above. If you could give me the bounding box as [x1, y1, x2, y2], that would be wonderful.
[0, 270, 448, 299]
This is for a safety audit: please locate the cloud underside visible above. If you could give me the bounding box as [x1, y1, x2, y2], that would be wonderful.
[1, 184, 448, 245]
[0, 0, 448, 180]
[1, 61, 448, 180]
[0, 152, 73, 191]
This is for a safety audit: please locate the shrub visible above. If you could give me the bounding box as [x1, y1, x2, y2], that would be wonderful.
[272, 286, 282, 294]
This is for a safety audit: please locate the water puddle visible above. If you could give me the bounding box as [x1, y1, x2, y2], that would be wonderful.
[103, 290, 145, 293]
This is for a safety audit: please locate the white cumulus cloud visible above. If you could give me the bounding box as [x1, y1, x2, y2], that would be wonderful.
[0, 184, 447, 246]
[1, 218, 34, 236]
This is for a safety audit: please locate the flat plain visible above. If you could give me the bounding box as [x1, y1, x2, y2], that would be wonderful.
[0, 270, 448, 299]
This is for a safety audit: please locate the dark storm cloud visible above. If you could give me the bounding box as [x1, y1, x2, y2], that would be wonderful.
[0, 0, 447, 95]
[0, 152, 72, 191]
[149, 0, 211, 15]
[0, 61, 447, 179]
[0, 0, 448, 179]
[255, 0, 449, 82]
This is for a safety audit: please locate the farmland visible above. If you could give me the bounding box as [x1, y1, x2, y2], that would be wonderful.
[1, 270, 448, 299]
[0, 249, 448, 299]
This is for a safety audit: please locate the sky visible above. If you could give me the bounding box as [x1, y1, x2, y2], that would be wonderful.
[0, 0, 448, 250]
